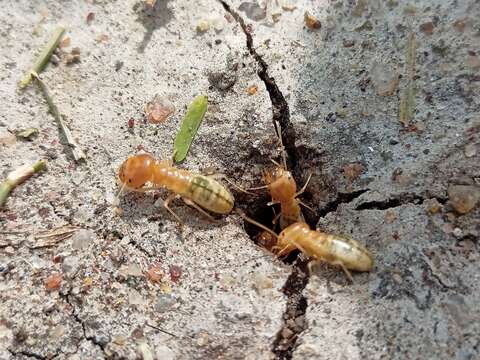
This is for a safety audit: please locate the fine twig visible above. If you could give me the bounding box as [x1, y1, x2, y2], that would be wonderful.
[144, 323, 178, 338]
[29, 224, 79, 249]
[0, 160, 47, 207]
[32, 72, 86, 162]
[18, 26, 65, 89]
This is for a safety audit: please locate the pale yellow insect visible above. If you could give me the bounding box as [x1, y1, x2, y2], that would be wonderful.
[118, 153, 234, 222]
[242, 214, 373, 281]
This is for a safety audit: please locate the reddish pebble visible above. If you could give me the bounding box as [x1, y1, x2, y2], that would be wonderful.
[169, 265, 182, 282]
[86, 12, 95, 24]
[146, 264, 163, 283]
[128, 118, 135, 128]
[45, 273, 63, 290]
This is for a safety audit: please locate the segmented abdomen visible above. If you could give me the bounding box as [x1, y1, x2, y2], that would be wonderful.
[153, 166, 234, 214]
[184, 175, 234, 214]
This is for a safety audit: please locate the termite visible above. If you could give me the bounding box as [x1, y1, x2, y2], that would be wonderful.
[241, 213, 374, 282]
[117, 153, 234, 223]
[251, 121, 312, 229]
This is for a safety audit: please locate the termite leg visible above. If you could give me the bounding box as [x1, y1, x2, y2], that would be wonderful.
[271, 211, 281, 225]
[332, 260, 354, 283]
[236, 210, 278, 239]
[163, 194, 184, 225]
[272, 244, 292, 257]
[298, 200, 315, 213]
[307, 260, 321, 276]
[270, 158, 282, 168]
[181, 197, 218, 223]
[248, 184, 269, 191]
[294, 173, 312, 197]
[289, 238, 309, 257]
[273, 120, 287, 169]
[113, 182, 127, 207]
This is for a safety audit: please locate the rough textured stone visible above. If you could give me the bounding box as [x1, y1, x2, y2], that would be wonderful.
[0, 0, 478, 359]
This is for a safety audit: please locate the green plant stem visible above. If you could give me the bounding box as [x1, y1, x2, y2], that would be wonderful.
[19, 26, 65, 89]
[0, 160, 47, 207]
[33, 72, 86, 162]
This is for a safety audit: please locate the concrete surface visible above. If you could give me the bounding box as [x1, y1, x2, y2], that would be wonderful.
[1, 0, 479, 359]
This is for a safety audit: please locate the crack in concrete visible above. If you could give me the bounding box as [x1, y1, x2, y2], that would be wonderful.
[218, 1, 309, 359]
[317, 189, 369, 218]
[356, 193, 447, 211]
[59, 289, 107, 356]
[8, 349, 49, 360]
[218, 0, 298, 170]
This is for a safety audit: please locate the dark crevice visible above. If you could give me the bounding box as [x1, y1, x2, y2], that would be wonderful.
[59, 289, 107, 355]
[8, 350, 47, 360]
[318, 189, 369, 218]
[356, 193, 447, 211]
[218, 0, 297, 171]
[272, 261, 309, 359]
[219, 2, 307, 359]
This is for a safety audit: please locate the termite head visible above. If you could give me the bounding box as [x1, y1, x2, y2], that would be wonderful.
[264, 168, 297, 202]
[274, 222, 309, 257]
[118, 154, 156, 189]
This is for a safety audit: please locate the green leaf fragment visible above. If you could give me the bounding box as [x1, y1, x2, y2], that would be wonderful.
[173, 95, 208, 163]
[16, 127, 39, 140]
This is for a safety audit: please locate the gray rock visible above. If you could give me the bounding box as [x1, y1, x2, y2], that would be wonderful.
[71, 229, 95, 250]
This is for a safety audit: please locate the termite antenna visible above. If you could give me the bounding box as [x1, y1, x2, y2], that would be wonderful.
[113, 182, 127, 207]
[248, 184, 269, 191]
[235, 209, 278, 239]
[274, 120, 287, 170]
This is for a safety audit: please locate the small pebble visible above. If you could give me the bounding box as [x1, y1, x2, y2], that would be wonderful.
[115, 60, 124, 71]
[196, 20, 210, 33]
[62, 256, 79, 277]
[246, 85, 258, 95]
[71, 229, 95, 250]
[448, 185, 480, 214]
[155, 294, 175, 312]
[137, 342, 154, 360]
[146, 264, 163, 283]
[155, 345, 175, 360]
[3, 246, 14, 256]
[196, 331, 209, 346]
[464, 143, 477, 158]
[120, 263, 143, 278]
[145, 95, 175, 124]
[281, 327, 294, 339]
[50, 54, 60, 65]
[253, 273, 273, 290]
[113, 335, 126, 345]
[419, 22, 434, 35]
[426, 198, 442, 214]
[31, 255, 48, 270]
[49, 325, 65, 339]
[452, 228, 463, 238]
[128, 289, 145, 306]
[45, 273, 62, 291]
[304, 11, 321, 29]
[238, 2, 267, 21]
[169, 265, 182, 282]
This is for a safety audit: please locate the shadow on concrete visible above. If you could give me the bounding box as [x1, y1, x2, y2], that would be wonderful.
[134, 0, 174, 53]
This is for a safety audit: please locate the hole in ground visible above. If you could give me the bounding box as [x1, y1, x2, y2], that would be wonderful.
[237, 191, 315, 359]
